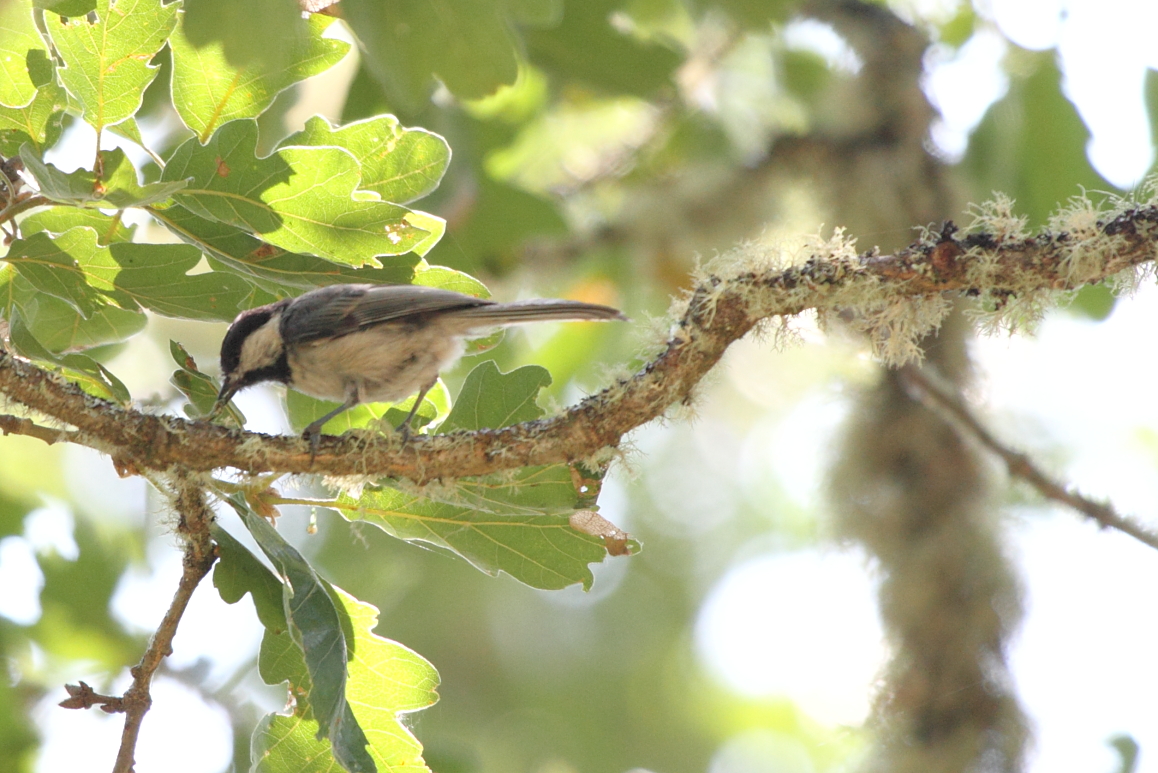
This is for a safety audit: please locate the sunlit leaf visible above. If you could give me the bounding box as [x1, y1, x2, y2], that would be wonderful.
[251, 586, 439, 773]
[6, 226, 253, 321]
[282, 115, 450, 204]
[44, 0, 178, 132]
[150, 203, 415, 294]
[0, 0, 47, 108]
[161, 120, 433, 265]
[0, 68, 67, 155]
[21, 206, 138, 244]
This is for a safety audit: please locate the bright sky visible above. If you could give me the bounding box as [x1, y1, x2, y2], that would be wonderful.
[6, 1, 1158, 772]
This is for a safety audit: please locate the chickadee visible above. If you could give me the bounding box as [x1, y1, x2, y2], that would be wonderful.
[213, 283, 626, 451]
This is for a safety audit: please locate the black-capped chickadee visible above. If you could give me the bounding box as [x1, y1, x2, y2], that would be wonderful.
[213, 283, 626, 450]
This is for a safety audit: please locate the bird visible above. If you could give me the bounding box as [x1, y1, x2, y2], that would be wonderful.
[212, 283, 626, 452]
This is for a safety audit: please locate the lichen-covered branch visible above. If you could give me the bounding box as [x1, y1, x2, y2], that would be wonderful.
[0, 201, 1155, 483]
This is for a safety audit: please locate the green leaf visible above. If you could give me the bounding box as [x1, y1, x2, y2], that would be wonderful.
[963, 49, 1110, 225]
[6, 226, 254, 321]
[282, 115, 451, 204]
[32, 517, 139, 667]
[0, 0, 47, 108]
[44, 0, 178, 132]
[170, 12, 350, 142]
[285, 380, 450, 438]
[440, 361, 550, 432]
[33, 0, 96, 15]
[524, 0, 682, 96]
[0, 262, 145, 355]
[102, 242, 253, 321]
[234, 502, 375, 773]
[180, 0, 309, 72]
[0, 65, 67, 155]
[5, 231, 104, 316]
[19, 146, 188, 208]
[337, 362, 615, 590]
[251, 586, 439, 773]
[150, 203, 416, 294]
[340, 479, 607, 590]
[342, 0, 520, 110]
[107, 116, 145, 148]
[170, 339, 245, 423]
[161, 120, 433, 265]
[6, 309, 132, 402]
[21, 206, 137, 244]
[212, 523, 287, 631]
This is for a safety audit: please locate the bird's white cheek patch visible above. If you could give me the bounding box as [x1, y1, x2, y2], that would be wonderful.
[237, 313, 285, 374]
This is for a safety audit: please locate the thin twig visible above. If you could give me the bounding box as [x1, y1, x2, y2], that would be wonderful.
[109, 479, 218, 773]
[899, 366, 1158, 552]
[0, 193, 50, 225]
[0, 413, 76, 444]
[59, 681, 125, 713]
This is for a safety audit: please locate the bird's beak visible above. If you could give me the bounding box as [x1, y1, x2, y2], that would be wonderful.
[210, 378, 238, 418]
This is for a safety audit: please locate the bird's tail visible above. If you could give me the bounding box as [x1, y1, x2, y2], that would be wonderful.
[450, 299, 627, 326]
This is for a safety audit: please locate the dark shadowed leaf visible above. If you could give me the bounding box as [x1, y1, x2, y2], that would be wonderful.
[171, 12, 349, 142]
[234, 502, 374, 773]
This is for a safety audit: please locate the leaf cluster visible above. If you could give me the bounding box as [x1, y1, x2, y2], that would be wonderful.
[0, 1, 638, 770]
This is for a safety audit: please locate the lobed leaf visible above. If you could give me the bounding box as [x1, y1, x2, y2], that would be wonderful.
[340, 483, 607, 590]
[5, 226, 253, 321]
[20, 146, 188, 208]
[21, 206, 137, 244]
[341, 0, 520, 110]
[150, 203, 415, 295]
[44, 0, 178, 132]
[337, 363, 618, 590]
[235, 503, 375, 773]
[5, 308, 132, 402]
[282, 115, 451, 205]
[0, 70, 67, 156]
[439, 361, 550, 432]
[0, 0, 47, 108]
[160, 120, 436, 265]
[170, 12, 350, 142]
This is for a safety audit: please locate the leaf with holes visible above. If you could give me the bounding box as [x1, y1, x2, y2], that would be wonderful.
[44, 0, 177, 132]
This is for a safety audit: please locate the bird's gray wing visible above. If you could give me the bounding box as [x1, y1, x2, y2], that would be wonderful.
[280, 284, 493, 344]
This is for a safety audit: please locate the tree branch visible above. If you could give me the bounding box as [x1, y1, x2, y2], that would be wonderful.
[899, 366, 1158, 552]
[1, 204, 1156, 483]
[0, 413, 77, 444]
[108, 479, 218, 773]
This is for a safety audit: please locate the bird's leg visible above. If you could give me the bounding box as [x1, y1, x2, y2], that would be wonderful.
[395, 380, 435, 442]
[303, 389, 359, 460]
